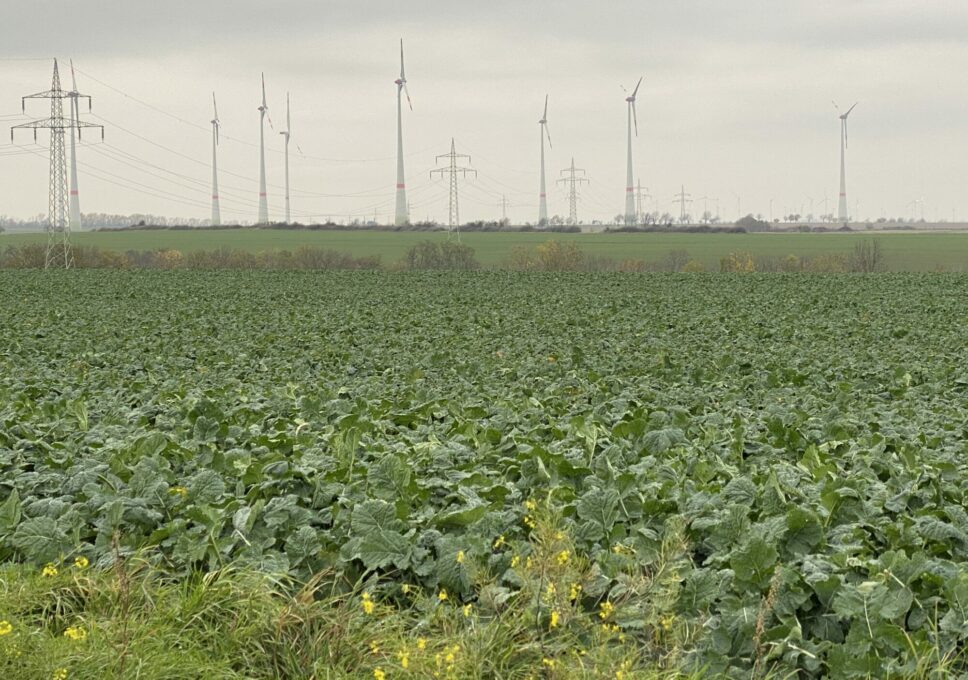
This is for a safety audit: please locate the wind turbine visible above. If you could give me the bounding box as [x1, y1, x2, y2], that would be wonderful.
[623, 77, 642, 225]
[211, 92, 221, 226]
[834, 100, 857, 225]
[394, 39, 412, 226]
[538, 94, 551, 226]
[68, 60, 81, 231]
[257, 73, 271, 224]
[280, 92, 292, 224]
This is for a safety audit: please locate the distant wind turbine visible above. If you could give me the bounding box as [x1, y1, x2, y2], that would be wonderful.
[538, 94, 551, 226]
[211, 92, 220, 226]
[834, 100, 857, 225]
[394, 39, 412, 226]
[623, 77, 642, 225]
[257, 73, 270, 224]
[280, 92, 292, 224]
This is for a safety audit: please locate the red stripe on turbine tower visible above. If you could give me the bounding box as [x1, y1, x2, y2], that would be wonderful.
[397, 183, 406, 189]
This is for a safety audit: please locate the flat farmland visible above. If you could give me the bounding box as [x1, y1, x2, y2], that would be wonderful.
[3, 228, 968, 270]
[2, 271, 968, 678]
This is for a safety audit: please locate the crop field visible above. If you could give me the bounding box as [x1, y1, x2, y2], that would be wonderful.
[2, 270, 968, 678]
[3, 228, 968, 271]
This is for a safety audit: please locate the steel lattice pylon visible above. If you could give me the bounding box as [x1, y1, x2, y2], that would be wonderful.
[557, 157, 589, 226]
[11, 60, 103, 269]
[430, 138, 476, 240]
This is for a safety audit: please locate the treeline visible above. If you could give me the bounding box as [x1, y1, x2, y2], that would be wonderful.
[0, 239, 887, 272]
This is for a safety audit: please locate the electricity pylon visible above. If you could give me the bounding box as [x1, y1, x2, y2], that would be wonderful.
[430, 138, 476, 240]
[11, 59, 103, 269]
[634, 180, 651, 225]
[673, 185, 693, 224]
[557, 157, 589, 225]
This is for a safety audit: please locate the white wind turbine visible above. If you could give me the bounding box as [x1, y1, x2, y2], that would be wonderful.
[210, 92, 221, 226]
[394, 39, 412, 226]
[257, 73, 272, 224]
[623, 77, 642, 225]
[538, 94, 551, 226]
[68, 60, 82, 231]
[280, 92, 292, 224]
[834, 100, 857, 224]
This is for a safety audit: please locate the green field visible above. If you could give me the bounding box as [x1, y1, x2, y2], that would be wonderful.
[2, 271, 968, 678]
[4, 228, 968, 270]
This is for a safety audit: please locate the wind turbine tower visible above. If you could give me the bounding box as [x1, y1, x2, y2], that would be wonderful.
[623, 77, 642, 224]
[394, 39, 413, 226]
[257, 73, 270, 224]
[210, 93, 221, 226]
[834, 101, 857, 225]
[538, 95, 551, 226]
[67, 60, 89, 232]
[280, 93, 292, 224]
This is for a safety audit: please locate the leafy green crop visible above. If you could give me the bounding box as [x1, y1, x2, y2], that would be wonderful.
[2, 270, 968, 677]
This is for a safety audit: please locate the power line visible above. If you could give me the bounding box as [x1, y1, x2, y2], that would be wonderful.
[430, 138, 476, 238]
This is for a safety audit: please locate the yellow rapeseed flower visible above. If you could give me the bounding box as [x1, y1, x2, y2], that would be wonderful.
[569, 583, 582, 601]
[397, 649, 410, 669]
[52, 669, 68, 680]
[401, 584, 411, 594]
[550, 610, 560, 628]
[373, 669, 386, 680]
[599, 601, 615, 620]
[523, 515, 536, 529]
[73, 556, 89, 570]
[417, 637, 427, 650]
[493, 534, 506, 549]
[556, 550, 570, 566]
[545, 582, 556, 598]
[462, 603, 472, 618]
[361, 592, 375, 615]
[524, 499, 537, 512]
[456, 550, 465, 564]
[42, 563, 58, 577]
[0, 620, 12, 636]
[510, 555, 521, 568]
[542, 657, 557, 669]
[437, 589, 448, 602]
[168, 486, 188, 497]
[369, 640, 380, 654]
[63, 626, 86, 642]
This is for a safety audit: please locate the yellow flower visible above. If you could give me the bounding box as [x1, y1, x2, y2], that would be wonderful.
[542, 657, 557, 669]
[462, 603, 472, 618]
[63, 626, 86, 642]
[523, 515, 536, 529]
[524, 499, 537, 512]
[373, 669, 386, 680]
[599, 600, 615, 620]
[168, 486, 188, 497]
[397, 649, 410, 669]
[554, 531, 565, 541]
[369, 640, 380, 654]
[417, 637, 427, 650]
[0, 620, 12, 636]
[73, 556, 89, 570]
[545, 582, 556, 598]
[52, 669, 68, 680]
[401, 584, 411, 594]
[456, 550, 465, 564]
[510, 555, 521, 568]
[525, 556, 534, 570]
[556, 550, 570, 566]
[361, 592, 375, 615]
[550, 610, 560, 628]
[569, 583, 582, 601]
[493, 535, 505, 549]
[437, 589, 448, 602]
[42, 563, 58, 577]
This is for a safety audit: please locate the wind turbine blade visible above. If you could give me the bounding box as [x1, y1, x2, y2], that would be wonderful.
[543, 94, 548, 121]
[287, 92, 291, 132]
[845, 102, 858, 117]
[403, 82, 413, 110]
[544, 123, 552, 149]
[261, 72, 267, 108]
[632, 101, 638, 136]
[213, 92, 218, 121]
[400, 39, 405, 80]
[632, 76, 642, 98]
[70, 59, 78, 92]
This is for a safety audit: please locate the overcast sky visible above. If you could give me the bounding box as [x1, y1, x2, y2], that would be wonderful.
[2, 0, 968, 225]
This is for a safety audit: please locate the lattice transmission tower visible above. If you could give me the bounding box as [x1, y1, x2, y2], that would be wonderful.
[430, 138, 476, 240]
[557, 158, 589, 225]
[674, 185, 693, 224]
[11, 60, 103, 269]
